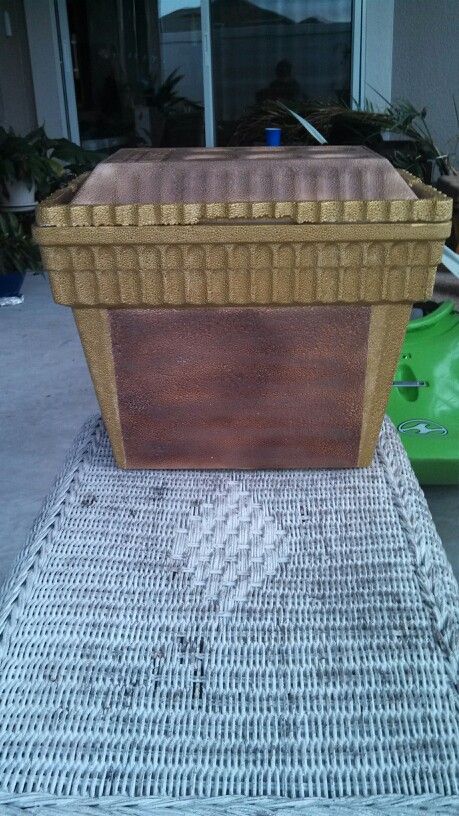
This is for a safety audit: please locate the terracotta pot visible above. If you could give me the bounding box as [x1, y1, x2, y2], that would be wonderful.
[34, 146, 452, 469]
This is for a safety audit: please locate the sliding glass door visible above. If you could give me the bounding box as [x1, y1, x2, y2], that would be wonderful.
[66, 0, 205, 150]
[62, 0, 355, 149]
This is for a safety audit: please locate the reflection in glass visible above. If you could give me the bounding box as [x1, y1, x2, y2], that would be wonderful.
[210, 0, 352, 145]
[66, 0, 204, 150]
[65, 1, 352, 149]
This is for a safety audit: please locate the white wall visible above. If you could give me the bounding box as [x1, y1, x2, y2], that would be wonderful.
[392, 0, 458, 163]
[0, 0, 36, 133]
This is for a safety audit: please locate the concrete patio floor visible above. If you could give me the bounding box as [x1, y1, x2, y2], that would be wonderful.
[0, 274, 458, 587]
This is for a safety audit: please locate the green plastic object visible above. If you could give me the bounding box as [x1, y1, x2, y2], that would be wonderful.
[387, 300, 459, 484]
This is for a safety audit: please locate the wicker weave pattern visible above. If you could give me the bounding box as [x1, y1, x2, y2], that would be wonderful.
[0, 418, 457, 813]
[0, 793, 458, 814]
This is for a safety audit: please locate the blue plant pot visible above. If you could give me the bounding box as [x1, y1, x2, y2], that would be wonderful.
[0, 272, 25, 298]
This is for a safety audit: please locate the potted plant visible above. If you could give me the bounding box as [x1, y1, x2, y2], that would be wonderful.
[231, 99, 456, 185]
[0, 127, 63, 211]
[32, 130, 103, 198]
[0, 128, 100, 300]
[0, 126, 101, 210]
[0, 212, 41, 299]
[132, 69, 201, 146]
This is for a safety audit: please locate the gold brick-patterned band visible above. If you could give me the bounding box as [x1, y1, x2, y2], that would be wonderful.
[34, 170, 451, 308]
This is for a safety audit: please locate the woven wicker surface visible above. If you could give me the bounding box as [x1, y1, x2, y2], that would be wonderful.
[0, 417, 457, 815]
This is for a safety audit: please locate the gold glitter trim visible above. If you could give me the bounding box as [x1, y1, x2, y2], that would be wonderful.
[41, 234, 441, 307]
[73, 308, 126, 467]
[36, 170, 452, 227]
[358, 304, 412, 466]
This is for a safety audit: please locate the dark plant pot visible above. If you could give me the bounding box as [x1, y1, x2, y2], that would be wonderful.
[0, 272, 25, 298]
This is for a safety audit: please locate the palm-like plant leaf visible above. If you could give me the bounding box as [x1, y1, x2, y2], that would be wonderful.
[0, 212, 41, 274]
[232, 97, 457, 182]
[277, 103, 327, 144]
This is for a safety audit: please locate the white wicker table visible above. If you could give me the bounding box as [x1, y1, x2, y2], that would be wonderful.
[0, 417, 457, 814]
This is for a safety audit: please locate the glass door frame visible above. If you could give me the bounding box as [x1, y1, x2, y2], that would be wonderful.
[351, 0, 367, 112]
[26, 0, 379, 147]
[201, 0, 215, 146]
[55, 0, 80, 144]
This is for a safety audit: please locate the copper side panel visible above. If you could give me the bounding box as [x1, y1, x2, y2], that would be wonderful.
[109, 306, 370, 469]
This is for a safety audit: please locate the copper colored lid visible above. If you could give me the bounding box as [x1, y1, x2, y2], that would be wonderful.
[71, 146, 416, 206]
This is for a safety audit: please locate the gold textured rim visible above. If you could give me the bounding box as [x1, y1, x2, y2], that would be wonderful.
[36, 170, 452, 228]
[34, 221, 451, 247]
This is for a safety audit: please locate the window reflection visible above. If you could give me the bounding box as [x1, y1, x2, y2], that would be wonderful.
[210, 0, 352, 145]
[66, 1, 352, 149]
[67, 0, 205, 150]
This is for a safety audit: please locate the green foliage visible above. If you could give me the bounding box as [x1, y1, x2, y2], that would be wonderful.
[231, 98, 457, 184]
[37, 133, 103, 198]
[0, 127, 101, 275]
[0, 126, 102, 200]
[132, 69, 201, 112]
[0, 127, 63, 197]
[0, 212, 41, 274]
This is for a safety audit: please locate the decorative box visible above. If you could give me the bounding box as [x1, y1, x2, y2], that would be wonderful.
[35, 147, 451, 469]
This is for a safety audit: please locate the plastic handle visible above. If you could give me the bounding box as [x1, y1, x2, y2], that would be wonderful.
[392, 380, 427, 388]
